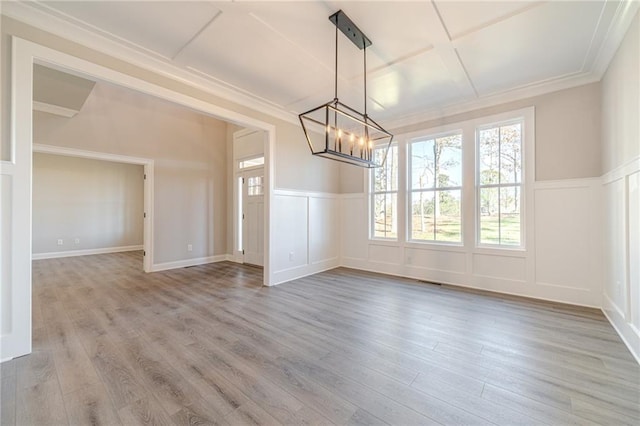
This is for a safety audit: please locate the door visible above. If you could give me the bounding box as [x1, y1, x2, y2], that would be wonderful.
[241, 168, 264, 266]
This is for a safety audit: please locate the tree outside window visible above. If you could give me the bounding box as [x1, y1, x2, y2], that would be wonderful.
[409, 133, 462, 243]
[478, 122, 523, 246]
[371, 145, 398, 239]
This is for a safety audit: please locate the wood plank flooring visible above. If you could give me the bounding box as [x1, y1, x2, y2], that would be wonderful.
[1, 251, 638, 425]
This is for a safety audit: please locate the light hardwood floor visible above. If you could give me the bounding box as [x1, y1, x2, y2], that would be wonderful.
[1, 251, 638, 425]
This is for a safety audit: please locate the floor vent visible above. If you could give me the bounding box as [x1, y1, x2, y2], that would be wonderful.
[417, 280, 442, 286]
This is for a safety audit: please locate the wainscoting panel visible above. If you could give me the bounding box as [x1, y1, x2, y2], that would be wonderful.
[472, 253, 527, 282]
[309, 196, 339, 264]
[602, 157, 640, 362]
[604, 177, 627, 310]
[405, 247, 466, 274]
[340, 177, 603, 308]
[629, 171, 640, 333]
[1, 175, 13, 336]
[369, 244, 403, 265]
[272, 190, 339, 285]
[534, 181, 601, 292]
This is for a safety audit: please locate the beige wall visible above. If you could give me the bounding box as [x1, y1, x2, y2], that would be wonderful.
[398, 83, 603, 182]
[340, 83, 602, 193]
[34, 82, 229, 263]
[33, 153, 144, 254]
[0, 15, 340, 193]
[602, 12, 639, 173]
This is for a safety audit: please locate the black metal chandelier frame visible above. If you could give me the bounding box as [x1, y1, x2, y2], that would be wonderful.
[298, 10, 394, 168]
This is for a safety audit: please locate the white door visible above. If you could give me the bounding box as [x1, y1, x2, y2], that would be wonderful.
[242, 169, 264, 266]
[1, 42, 32, 360]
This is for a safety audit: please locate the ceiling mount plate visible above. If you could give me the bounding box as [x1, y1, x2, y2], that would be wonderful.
[329, 10, 372, 50]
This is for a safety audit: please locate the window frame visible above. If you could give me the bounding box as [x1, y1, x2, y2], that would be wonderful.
[407, 130, 464, 245]
[369, 143, 399, 241]
[475, 118, 525, 249]
[238, 155, 265, 170]
[365, 107, 533, 255]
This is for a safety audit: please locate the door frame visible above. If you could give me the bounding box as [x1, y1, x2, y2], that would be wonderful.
[32, 144, 154, 273]
[237, 164, 265, 266]
[3, 36, 276, 361]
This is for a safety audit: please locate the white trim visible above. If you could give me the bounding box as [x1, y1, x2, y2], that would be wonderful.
[591, 0, 640, 76]
[32, 245, 143, 260]
[341, 256, 600, 309]
[600, 153, 640, 365]
[602, 294, 640, 365]
[151, 255, 228, 273]
[33, 143, 155, 273]
[273, 188, 340, 199]
[3, 0, 638, 133]
[1, 1, 298, 127]
[33, 143, 151, 165]
[386, 0, 636, 132]
[602, 155, 640, 184]
[272, 257, 340, 286]
[534, 177, 602, 189]
[32, 100, 78, 118]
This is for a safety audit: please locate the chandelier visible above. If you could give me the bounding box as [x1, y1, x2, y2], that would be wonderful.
[299, 10, 393, 168]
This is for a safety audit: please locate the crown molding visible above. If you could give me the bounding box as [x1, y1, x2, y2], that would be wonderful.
[386, 0, 639, 132]
[384, 71, 600, 132]
[2, 1, 299, 126]
[33, 100, 78, 118]
[2, 0, 637, 133]
[591, 0, 640, 78]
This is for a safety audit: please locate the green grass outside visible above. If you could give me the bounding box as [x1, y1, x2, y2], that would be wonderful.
[375, 214, 521, 245]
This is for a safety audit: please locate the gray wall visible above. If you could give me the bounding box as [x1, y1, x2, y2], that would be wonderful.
[340, 82, 602, 193]
[33, 153, 144, 254]
[33, 82, 229, 264]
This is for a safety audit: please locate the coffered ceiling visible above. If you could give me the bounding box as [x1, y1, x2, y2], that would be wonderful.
[5, 1, 638, 127]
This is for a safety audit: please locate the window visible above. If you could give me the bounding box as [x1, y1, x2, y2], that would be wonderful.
[367, 108, 531, 250]
[371, 144, 398, 239]
[239, 156, 264, 169]
[247, 176, 264, 196]
[409, 133, 462, 243]
[477, 121, 523, 246]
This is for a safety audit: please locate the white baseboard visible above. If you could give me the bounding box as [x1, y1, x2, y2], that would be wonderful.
[341, 256, 600, 308]
[151, 254, 229, 272]
[271, 257, 340, 286]
[32, 245, 143, 260]
[602, 294, 640, 365]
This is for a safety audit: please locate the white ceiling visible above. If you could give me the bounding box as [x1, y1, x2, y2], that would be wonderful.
[11, 1, 637, 127]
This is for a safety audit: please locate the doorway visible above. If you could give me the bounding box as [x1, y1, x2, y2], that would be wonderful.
[3, 37, 276, 361]
[31, 144, 154, 272]
[233, 129, 266, 267]
[239, 164, 265, 267]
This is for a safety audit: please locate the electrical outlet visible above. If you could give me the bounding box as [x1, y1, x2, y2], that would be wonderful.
[289, 251, 294, 261]
[187, 244, 193, 252]
[57, 239, 63, 246]
[74, 238, 80, 244]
